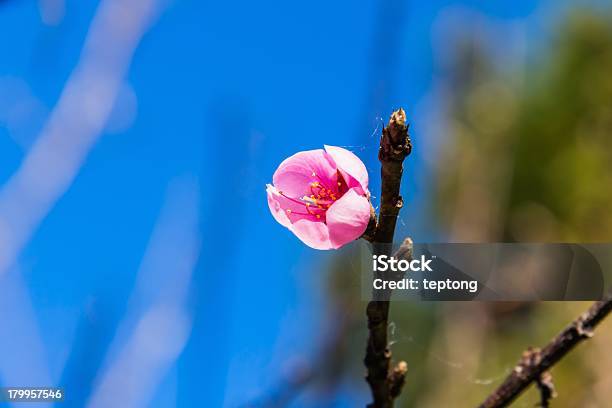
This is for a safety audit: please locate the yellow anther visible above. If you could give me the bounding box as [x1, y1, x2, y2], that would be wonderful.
[310, 195, 315, 199]
[337, 182, 341, 186]
[316, 214, 321, 219]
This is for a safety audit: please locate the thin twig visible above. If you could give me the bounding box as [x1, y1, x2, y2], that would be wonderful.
[364, 108, 412, 408]
[478, 291, 612, 408]
[535, 370, 555, 407]
[389, 361, 408, 399]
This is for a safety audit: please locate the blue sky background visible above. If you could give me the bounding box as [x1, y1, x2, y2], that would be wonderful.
[0, 0, 568, 406]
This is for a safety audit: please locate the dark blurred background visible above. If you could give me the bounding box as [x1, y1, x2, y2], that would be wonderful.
[0, 0, 611, 407]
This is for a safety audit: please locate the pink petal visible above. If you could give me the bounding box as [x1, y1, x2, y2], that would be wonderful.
[266, 185, 292, 228]
[324, 145, 369, 190]
[326, 188, 371, 248]
[290, 219, 333, 250]
[273, 149, 337, 198]
[267, 184, 318, 225]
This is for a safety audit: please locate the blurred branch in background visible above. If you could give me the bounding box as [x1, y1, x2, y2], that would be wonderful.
[0, 0, 166, 402]
[0, 271, 53, 391]
[0, 0, 161, 278]
[479, 291, 612, 408]
[87, 178, 199, 408]
[240, 313, 348, 408]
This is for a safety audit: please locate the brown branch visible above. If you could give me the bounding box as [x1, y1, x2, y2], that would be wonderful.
[478, 291, 612, 408]
[361, 205, 378, 242]
[364, 108, 412, 408]
[374, 108, 412, 244]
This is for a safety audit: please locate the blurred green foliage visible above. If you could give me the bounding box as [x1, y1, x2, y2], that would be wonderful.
[436, 10, 612, 242]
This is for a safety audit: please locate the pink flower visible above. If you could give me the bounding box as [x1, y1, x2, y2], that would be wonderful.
[267, 145, 371, 250]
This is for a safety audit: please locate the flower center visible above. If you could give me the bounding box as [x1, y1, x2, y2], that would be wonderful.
[279, 171, 346, 221]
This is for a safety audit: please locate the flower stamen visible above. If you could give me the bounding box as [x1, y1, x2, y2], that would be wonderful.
[279, 191, 327, 219]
